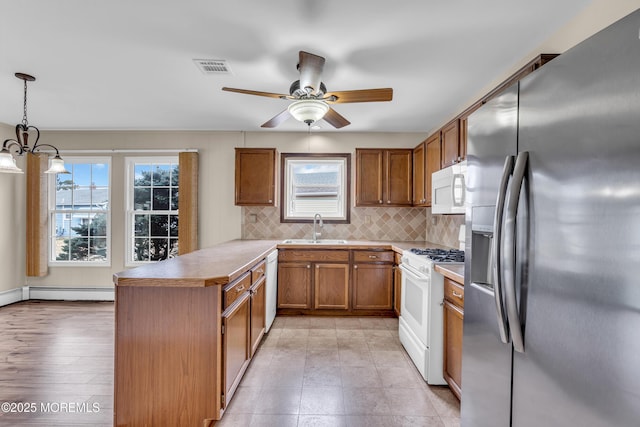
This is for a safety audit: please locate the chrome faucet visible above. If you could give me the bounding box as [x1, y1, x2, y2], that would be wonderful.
[312, 213, 323, 242]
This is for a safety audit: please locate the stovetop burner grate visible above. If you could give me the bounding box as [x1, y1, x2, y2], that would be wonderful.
[409, 248, 465, 263]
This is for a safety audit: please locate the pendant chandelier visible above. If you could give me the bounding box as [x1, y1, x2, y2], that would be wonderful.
[0, 73, 69, 174]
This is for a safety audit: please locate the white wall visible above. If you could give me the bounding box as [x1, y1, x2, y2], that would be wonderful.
[0, 123, 26, 292]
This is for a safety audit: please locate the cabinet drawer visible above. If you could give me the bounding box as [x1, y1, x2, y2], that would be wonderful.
[352, 250, 394, 263]
[278, 250, 349, 263]
[444, 278, 464, 308]
[251, 259, 266, 284]
[394, 251, 403, 264]
[224, 272, 251, 310]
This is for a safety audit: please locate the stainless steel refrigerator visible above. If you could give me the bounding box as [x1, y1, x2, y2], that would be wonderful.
[462, 9, 640, 427]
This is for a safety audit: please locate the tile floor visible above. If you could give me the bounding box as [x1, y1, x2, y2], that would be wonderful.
[219, 316, 461, 427]
[0, 301, 460, 426]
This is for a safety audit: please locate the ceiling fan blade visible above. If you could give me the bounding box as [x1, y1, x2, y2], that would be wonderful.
[322, 108, 350, 129]
[261, 109, 292, 128]
[298, 51, 325, 95]
[222, 87, 288, 99]
[325, 88, 393, 103]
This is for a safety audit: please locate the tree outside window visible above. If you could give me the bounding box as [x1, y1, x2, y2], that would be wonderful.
[127, 158, 179, 264]
[50, 159, 111, 263]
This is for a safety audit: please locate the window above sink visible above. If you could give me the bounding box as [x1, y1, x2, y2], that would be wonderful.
[280, 153, 351, 224]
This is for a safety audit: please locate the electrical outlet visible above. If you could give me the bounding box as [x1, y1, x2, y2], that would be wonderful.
[249, 213, 257, 223]
[364, 215, 371, 224]
[431, 216, 438, 226]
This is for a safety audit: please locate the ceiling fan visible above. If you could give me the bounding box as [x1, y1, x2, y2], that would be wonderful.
[222, 51, 393, 129]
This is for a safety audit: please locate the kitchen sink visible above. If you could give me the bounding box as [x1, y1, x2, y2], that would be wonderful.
[281, 239, 348, 245]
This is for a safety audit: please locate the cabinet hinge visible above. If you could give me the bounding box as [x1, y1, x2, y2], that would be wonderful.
[221, 393, 225, 406]
[221, 324, 225, 335]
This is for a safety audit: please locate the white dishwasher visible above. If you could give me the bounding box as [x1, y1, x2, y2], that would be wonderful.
[264, 249, 278, 332]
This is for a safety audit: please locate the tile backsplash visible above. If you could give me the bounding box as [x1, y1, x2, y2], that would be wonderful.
[242, 206, 465, 249]
[242, 206, 427, 242]
[425, 208, 465, 249]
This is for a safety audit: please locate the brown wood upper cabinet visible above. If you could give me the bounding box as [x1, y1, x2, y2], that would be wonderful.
[235, 148, 276, 206]
[355, 149, 412, 207]
[413, 133, 442, 207]
[442, 119, 466, 167]
[412, 142, 426, 205]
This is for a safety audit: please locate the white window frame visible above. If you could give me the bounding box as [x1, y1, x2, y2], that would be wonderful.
[48, 156, 112, 266]
[281, 153, 351, 223]
[125, 156, 179, 266]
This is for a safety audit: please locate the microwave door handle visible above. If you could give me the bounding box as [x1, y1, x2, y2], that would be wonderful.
[492, 155, 514, 344]
[452, 173, 466, 207]
[504, 151, 528, 353]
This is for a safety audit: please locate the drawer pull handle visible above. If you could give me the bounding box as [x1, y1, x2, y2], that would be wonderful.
[368, 255, 377, 259]
[452, 290, 463, 298]
[255, 269, 264, 274]
[236, 286, 245, 293]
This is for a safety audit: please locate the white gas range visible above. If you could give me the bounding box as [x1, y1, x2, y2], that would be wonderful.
[399, 248, 464, 384]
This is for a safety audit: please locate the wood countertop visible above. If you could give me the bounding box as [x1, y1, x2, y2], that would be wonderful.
[113, 239, 455, 288]
[435, 264, 464, 284]
[114, 239, 280, 288]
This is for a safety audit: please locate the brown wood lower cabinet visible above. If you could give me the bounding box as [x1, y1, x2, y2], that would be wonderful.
[113, 247, 272, 426]
[314, 263, 349, 309]
[277, 262, 312, 309]
[352, 263, 393, 310]
[222, 292, 250, 409]
[443, 277, 464, 400]
[249, 276, 266, 357]
[393, 252, 402, 316]
[277, 248, 395, 315]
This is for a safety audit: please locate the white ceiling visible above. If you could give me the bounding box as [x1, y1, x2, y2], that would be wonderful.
[0, 0, 593, 133]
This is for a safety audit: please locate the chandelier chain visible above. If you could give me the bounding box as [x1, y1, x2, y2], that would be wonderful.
[22, 78, 29, 127]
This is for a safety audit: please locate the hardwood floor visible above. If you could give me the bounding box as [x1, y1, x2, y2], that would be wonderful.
[0, 301, 460, 426]
[0, 301, 113, 426]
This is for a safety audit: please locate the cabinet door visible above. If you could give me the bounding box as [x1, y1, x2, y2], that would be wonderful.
[443, 300, 463, 400]
[413, 142, 426, 205]
[459, 117, 467, 162]
[425, 133, 441, 206]
[250, 276, 266, 357]
[441, 120, 460, 168]
[355, 149, 384, 206]
[235, 148, 276, 206]
[352, 263, 393, 310]
[222, 292, 250, 409]
[385, 150, 413, 206]
[277, 262, 311, 309]
[393, 265, 402, 316]
[314, 263, 349, 309]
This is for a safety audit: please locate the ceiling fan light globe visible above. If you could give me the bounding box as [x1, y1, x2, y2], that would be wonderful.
[288, 99, 329, 125]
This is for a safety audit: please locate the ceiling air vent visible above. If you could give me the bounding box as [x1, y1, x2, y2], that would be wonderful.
[193, 59, 232, 75]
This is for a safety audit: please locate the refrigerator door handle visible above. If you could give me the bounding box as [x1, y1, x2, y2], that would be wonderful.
[504, 151, 528, 353]
[491, 155, 514, 344]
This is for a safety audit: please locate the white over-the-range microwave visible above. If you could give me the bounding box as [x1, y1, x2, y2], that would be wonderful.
[431, 160, 467, 214]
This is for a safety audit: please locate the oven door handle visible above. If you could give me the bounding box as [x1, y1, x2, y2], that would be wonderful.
[399, 263, 428, 281]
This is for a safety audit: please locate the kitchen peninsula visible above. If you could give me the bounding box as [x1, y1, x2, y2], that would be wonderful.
[113, 239, 424, 426]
